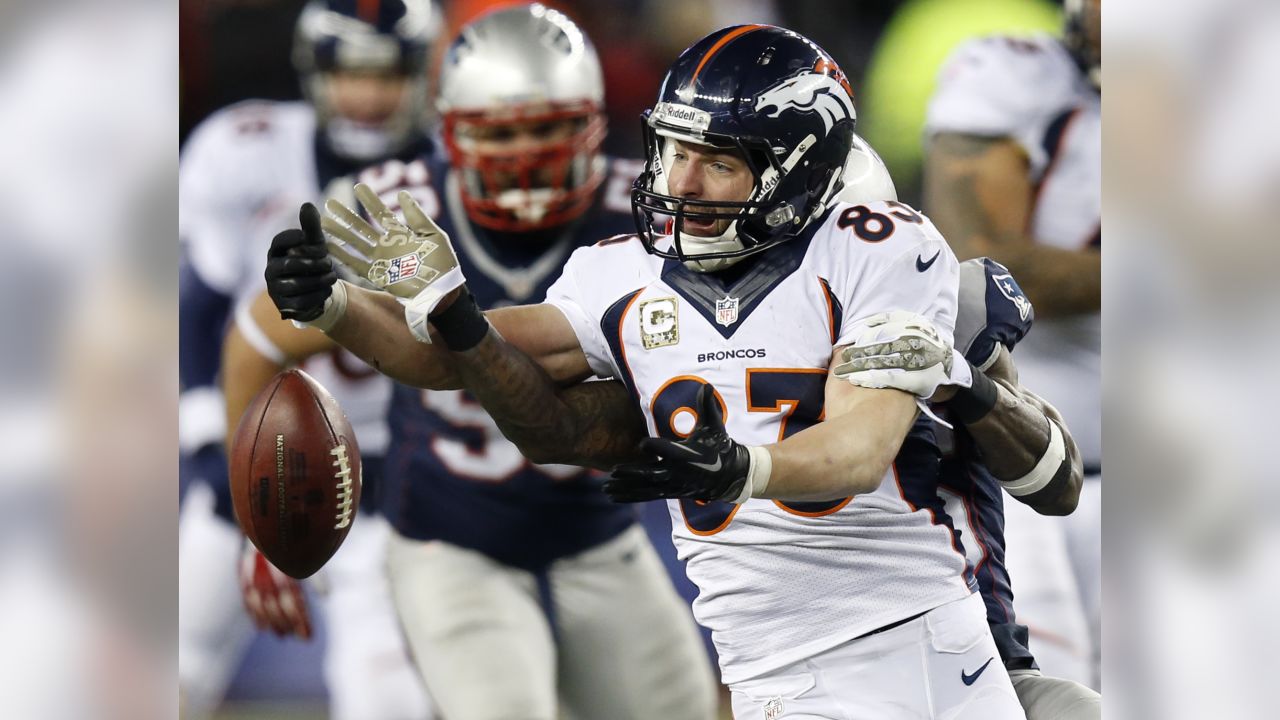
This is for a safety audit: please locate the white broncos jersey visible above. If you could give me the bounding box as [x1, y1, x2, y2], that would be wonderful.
[546, 201, 976, 684]
[180, 100, 391, 454]
[926, 34, 1101, 467]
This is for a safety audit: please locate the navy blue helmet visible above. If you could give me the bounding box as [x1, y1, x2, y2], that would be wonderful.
[293, 0, 439, 160]
[631, 25, 857, 271]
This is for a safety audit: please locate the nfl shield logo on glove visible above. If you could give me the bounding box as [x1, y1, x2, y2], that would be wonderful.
[386, 252, 420, 284]
[715, 296, 739, 326]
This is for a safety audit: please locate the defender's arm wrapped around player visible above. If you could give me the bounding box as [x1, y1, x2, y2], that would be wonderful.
[834, 258, 1083, 515]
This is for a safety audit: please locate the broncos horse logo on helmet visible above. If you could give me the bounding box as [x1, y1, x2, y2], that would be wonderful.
[754, 72, 857, 135]
[631, 25, 857, 272]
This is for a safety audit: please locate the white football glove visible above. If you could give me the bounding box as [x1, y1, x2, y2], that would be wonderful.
[833, 311, 955, 399]
[321, 183, 466, 343]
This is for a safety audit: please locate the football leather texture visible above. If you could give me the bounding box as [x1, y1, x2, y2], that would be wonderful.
[230, 368, 361, 579]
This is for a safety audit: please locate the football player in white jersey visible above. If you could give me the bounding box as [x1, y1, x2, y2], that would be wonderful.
[228, 6, 717, 720]
[178, 1, 438, 718]
[922, 0, 1102, 688]
[266, 25, 1038, 719]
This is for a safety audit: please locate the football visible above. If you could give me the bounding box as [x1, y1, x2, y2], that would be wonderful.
[229, 368, 361, 579]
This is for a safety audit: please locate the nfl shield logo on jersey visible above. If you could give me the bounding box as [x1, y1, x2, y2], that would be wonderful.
[763, 697, 784, 720]
[715, 296, 739, 326]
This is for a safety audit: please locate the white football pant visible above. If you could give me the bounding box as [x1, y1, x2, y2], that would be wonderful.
[178, 483, 254, 719]
[178, 484, 433, 719]
[728, 593, 1025, 720]
[1001, 495, 1095, 687]
[386, 523, 717, 720]
[1062, 476, 1102, 688]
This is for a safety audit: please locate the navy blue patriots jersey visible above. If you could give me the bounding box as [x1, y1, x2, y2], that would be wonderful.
[378, 151, 644, 570]
[942, 257, 1038, 671]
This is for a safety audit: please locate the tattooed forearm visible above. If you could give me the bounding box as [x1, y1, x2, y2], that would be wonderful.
[451, 328, 646, 470]
[326, 284, 465, 390]
[925, 133, 1100, 318]
[556, 381, 649, 469]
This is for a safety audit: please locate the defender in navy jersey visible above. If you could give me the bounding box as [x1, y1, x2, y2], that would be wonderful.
[234, 6, 715, 720]
[376, 148, 643, 569]
[179, 2, 437, 719]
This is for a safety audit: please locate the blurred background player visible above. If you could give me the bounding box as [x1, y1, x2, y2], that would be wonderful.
[923, 0, 1101, 688]
[178, 1, 439, 718]
[228, 5, 717, 719]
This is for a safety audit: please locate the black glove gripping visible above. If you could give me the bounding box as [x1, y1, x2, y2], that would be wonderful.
[265, 203, 337, 322]
[605, 384, 751, 503]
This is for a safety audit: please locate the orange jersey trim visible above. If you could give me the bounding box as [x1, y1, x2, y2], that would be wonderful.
[680, 501, 741, 536]
[817, 277, 838, 345]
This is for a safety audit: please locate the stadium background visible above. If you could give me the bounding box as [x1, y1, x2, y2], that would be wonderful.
[179, 0, 1065, 716]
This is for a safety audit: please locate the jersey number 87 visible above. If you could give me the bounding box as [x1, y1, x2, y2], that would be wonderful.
[651, 370, 853, 534]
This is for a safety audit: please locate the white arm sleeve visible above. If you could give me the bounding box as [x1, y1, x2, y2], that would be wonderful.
[179, 118, 253, 295]
[837, 239, 961, 350]
[543, 247, 619, 379]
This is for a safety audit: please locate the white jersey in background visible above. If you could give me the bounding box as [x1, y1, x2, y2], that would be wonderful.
[925, 34, 1101, 469]
[547, 200, 977, 686]
[180, 99, 392, 452]
[926, 34, 1102, 689]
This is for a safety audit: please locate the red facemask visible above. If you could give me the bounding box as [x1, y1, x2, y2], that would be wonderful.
[442, 100, 607, 232]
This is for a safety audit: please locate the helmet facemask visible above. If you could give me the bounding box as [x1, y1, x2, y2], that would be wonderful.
[442, 100, 607, 232]
[632, 112, 850, 273]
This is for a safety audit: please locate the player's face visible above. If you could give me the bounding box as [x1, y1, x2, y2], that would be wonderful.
[666, 140, 754, 236]
[326, 70, 410, 125]
[453, 117, 584, 191]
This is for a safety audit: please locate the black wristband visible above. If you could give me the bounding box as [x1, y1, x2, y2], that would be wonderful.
[949, 362, 999, 425]
[431, 289, 491, 352]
